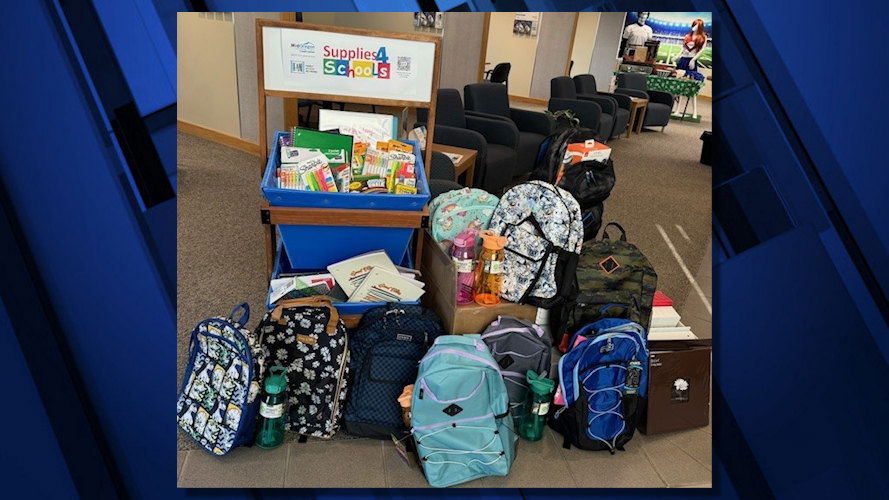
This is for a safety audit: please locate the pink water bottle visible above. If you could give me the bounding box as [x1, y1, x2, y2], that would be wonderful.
[452, 230, 477, 305]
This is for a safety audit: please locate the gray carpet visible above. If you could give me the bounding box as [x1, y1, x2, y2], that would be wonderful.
[177, 101, 712, 451]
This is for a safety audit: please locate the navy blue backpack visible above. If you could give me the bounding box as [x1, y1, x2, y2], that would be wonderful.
[550, 318, 648, 453]
[344, 304, 444, 439]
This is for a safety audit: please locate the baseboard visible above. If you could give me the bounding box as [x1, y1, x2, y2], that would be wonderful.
[177, 120, 260, 156]
[508, 95, 548, 106]
[698, 94, 712, 101]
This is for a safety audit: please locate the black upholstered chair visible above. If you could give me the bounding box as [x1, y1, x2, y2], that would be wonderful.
[615, 72, 673, 130]
[573, 74, 631, 139]
[485, 63, 511, 93]
[416, 88, 519, 194]
[428, 151, 463, 199]
[548, 77, 603, 140]
[463, 83, 554, 177]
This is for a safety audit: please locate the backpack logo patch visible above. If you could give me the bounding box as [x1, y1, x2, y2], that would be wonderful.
[598, 255, 621, 274]
[443, 404, 463, 416]
[498, 355, 515, 369]
[396, 333, 413, 342]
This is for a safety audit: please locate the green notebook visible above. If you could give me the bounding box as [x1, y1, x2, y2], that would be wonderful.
[291, 127, 353, 165]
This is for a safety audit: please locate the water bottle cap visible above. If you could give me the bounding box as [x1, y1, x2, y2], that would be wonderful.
[453, 229, 477, 248]
[526, 370, 555, 394]
[265, 366, 287, 394]
[479, 230, 507, 250]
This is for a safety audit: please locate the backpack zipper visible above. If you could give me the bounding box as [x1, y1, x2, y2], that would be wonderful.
[327, 332, 349, 437]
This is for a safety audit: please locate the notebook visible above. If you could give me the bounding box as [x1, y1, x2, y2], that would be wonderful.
[348, 267, 425, 303]
[326, 250, 398, 297]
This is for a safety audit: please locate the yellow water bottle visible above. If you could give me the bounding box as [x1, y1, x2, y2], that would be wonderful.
[473, 230, 507, 306]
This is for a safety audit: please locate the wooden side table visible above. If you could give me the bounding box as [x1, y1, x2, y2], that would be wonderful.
[627, 97, 649, 137]
[430, 143, 477, 187]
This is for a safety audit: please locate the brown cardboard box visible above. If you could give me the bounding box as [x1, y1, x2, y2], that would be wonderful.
[420, 231, 537, 334]
[641, 342, 711, 435]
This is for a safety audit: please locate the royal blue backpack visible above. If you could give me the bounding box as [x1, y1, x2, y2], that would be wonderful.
[550, 318, 648, 453]
[411, 335, 517, 487]
[344, 304, 443, 439]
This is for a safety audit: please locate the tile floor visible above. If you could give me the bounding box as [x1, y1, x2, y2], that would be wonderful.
[177, 425, 711, 488]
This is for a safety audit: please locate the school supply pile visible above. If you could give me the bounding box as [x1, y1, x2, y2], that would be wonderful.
[327, 250, 425, 303]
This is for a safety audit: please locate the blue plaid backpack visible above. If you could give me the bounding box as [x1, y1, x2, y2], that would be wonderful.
[344, 304, 444, 439]
[177, 303, 264, 455]
[411, 335, 517, 487]
[550, 318, 648, 453]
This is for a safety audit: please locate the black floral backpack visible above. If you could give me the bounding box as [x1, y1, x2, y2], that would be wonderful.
[255, 296, 349, 438]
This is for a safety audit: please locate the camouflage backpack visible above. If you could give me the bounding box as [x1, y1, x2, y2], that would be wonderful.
[556, 222, 657, 349]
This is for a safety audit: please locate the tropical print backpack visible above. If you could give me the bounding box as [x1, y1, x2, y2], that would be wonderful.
[177, 303, 264, 455]
[550, 318, 648, 453]
[344, 304, 443, 439]
[557, 222, 658, 350]
[480, 316, 552, 414]
[488, 181, 583, 307]
[255, 296, 349, 438]
[411, 335, 517, 488]
[428, 187, 499, 243]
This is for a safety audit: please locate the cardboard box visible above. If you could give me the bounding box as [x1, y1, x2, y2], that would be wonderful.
[420, 231, 537, 334]
[641, 342, 711, 435]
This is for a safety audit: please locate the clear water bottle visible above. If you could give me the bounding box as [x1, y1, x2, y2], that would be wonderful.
[451, 230, 477, 305]
[255, 366, 287, 449]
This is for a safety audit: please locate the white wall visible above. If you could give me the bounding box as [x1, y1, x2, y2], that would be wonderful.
[570, 12, 600, 77]
[233, 12, 284, 147]
[177, 13, 240, 136]
[588, 12, 626, 91]
[528, 12, 577, 100]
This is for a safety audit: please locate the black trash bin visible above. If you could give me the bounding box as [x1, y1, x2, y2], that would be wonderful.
[700, 131, 712, 166]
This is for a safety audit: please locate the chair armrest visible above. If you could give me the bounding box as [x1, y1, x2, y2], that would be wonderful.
[466, 114, 520, 149]
[465, 110, 511, 123]
[577, 94, 616, 116]
[548, 98, 601, 131]
[601, 91, 632, 110]
[615, 88, 649, 100]
[510, 107, 555, 136]
[647, 89, 674, 107]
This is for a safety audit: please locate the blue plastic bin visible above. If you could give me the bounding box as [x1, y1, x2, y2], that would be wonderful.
[262, 131, 430, 267]
[267, 241, 419, 315]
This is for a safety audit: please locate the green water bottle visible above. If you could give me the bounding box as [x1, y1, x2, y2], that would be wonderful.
[255, 366, 287, 449]
[519, 370, 555, 442]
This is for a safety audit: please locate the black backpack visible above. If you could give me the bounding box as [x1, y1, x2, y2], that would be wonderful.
[255, 296, 350, 438]
[531, 127, 616, 240]
[344, 304, 444, 439]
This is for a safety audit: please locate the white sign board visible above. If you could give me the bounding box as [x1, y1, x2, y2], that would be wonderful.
[262, 26, 436, 103]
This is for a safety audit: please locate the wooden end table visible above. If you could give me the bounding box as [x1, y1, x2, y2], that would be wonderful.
[430, 143, 477, 187]
[627, 97, 649, 137]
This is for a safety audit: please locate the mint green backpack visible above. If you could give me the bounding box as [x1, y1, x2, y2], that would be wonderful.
[428, 188, 499, 243]
[411, 335, 517, 487]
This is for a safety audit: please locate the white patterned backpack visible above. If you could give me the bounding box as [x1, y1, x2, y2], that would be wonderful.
[488, 181, 583, 307]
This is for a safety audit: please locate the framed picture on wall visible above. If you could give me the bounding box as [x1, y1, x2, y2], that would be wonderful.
[513, 12, 540, 37]
[414, 12, 442, 31]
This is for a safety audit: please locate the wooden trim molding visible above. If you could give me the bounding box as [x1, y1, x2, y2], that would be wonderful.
[566, 13, 579, 76]
[508, 95, 547, 106]
[177, 120, 260, 156]
[477, 12, 491, 82]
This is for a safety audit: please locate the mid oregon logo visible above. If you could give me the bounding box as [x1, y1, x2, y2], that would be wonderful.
[322, 45, 391, 79]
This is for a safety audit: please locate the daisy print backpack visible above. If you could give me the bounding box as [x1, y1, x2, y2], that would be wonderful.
[488, 181, 583, 307]
[255, 296, 349, 438]
[428, 187, 499, 243]
[177, 303, 265, 456]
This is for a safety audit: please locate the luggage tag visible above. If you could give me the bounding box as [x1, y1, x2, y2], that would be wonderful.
[624, 360, 643, 394]
[390, 433, 419, 468]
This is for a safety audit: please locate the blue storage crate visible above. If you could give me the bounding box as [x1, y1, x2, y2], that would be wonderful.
[262, 131, 430, 268]
[267, 240, 419, 316]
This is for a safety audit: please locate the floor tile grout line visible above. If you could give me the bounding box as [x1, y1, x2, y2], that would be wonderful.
[663, 431, 713, 472]
[548, 430, 581, 487]
[282, 443, 291, 487]
[380, 440, 389, 488]
[640, 443, 670, 487]
[177, 450, 190, 485]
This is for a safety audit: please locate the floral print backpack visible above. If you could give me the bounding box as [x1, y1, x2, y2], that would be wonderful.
[177, 303, 265, 455]
[428, 187, 499, 243]
[488, 181, 584, 307]
[255, 296, 349, 438]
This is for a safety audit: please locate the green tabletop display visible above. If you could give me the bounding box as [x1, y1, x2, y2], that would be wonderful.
[645, 75, 705, 98]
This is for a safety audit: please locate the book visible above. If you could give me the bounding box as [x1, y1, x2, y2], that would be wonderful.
[291, 127, 353, 165]
[269, 276, 332, 303]
[651, 306, 682, 328]
[326, 250, 398, 297]
[348, 267, 425, 303]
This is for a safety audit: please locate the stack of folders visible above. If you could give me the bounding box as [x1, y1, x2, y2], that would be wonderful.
[327, 250, 425, 303]
[648, 291, 697, 341]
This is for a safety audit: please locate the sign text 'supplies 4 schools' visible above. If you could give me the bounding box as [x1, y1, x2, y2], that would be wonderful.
[322, 45, 391, 79]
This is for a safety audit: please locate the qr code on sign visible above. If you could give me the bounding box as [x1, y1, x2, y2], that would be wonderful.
[397, 57, 411, 71]
[290, 60, 305, 73]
